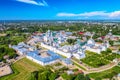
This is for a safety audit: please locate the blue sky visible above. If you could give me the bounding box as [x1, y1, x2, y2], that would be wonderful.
[0, 0, 120, 20]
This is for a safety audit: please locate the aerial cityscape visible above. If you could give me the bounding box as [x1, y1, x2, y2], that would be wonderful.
[0, 0, 120, 80]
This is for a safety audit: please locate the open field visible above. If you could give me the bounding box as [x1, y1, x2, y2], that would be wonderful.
[88, 66, 120, 79]
[0, 34, 6, 37]
[0, 58, 44, 80]
[0, 65, 12, 77]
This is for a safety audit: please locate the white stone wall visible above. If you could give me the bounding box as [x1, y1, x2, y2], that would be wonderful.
[26, 56, 59, 66]
[17, 51, 24, 55]
[41, 43, 72, 58]
[73, 54, 80, 59]
[85, 47, 101, 54]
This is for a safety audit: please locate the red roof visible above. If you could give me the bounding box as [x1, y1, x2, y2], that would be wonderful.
[101, 36, 105, 39]
[78, 32, 84, 35]
[33, 32, 42, 35]
[74, 70, 84, 75]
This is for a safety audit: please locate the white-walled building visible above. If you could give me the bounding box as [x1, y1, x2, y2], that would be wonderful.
[26, 30, 110, 61]
[11, 42, 35, 55]
[84, 39, 110, 54]
[26, 50, 61, 66]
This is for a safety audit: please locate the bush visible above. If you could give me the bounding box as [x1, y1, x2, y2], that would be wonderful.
[67, 39, 76, 45]
[61, 73, 75, 80]
[106, 48, 112, 53]
[0, 46, 16, 60]
[49, 73, 58, 80]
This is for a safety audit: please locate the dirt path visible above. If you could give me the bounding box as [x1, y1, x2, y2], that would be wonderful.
[72, 58, 120, 74]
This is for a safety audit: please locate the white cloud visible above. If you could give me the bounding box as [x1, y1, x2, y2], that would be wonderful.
[57, 11, 108, 17]
[57, 11, 120, 18]
[79, 11, 109, 17]
[109, 11, 120, 18]
[16, 0, 48, 6]
[57, 13, 77, 17]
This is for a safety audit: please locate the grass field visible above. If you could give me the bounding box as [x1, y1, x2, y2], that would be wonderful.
[81, 51, 120, 68]
[88, 66, 120, 79]
[0, 58, 44, 80]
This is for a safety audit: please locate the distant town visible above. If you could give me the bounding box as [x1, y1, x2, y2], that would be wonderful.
[0, 20, 120, 80]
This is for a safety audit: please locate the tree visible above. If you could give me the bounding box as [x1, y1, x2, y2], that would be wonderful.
[36, 45, 39, 49]
[75, 74, 86, 80]
[30, 71, 38, 80]
[0, 46, 16, 60]
[38, 70, 51, 80]
[109, 41, 114, 46]
[106, 48, 112, 53]
[38, 72, 47, 80]
[61, 73, 75, 80]
[118, 47, 120, 51]
[85, 75, 91, 80]
[101, 51, 108, 55]
[49, 73, 58, 80]
[67, 39, 76, 45]
[95, 77, 102, 80]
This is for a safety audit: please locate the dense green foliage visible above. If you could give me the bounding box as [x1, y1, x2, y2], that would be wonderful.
[0, 28, 30, 61]
[10, 23, 119, 36]
[61, 73, 90, 80]
[61, 73, 76, 80]
[109, 40, 114, 46]
[0, 33, 29, 45]
[67, 39, 77, 45]
[29, 70, 58, 80]
[0, 45, 17, 61]
[75, 74, 90, 80]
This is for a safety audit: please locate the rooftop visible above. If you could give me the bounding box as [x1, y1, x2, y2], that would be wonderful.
[27, 50, 61, 63]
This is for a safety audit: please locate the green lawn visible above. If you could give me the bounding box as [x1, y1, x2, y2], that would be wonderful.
[73, 61, 86, 70]
[0, 58, 44, 80]
[88, 66, 120, 80]
[81, 51, 120, 68]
